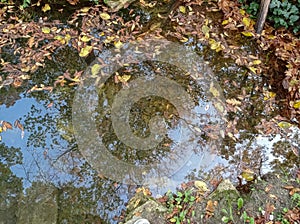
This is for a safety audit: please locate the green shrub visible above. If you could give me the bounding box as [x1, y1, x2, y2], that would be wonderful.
[239, 0, 300, 34]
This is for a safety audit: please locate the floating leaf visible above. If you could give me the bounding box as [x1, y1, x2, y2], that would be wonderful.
[252, 59, 261, 65]
[42, 27, 51, 34]
[114, 40, 123, 49]
[91, 64, 101, 77]
[248, 66, 256, 74]
[117, 75, 131, 83]
[100, 12, 110, 20]
[222, 20, 229, 25]
[79, 45, 93, 57]
[241, 169, 255, 181]
[0, 126, 2, 133]
[179, 6, 186, 13]
[242, 17, 251, 27]
[241, 31, 253, 37]
[64, 34, 71, 43]
[278, 121, 292, 129]
[80, 7, 90, 12]
[81, 35, 91, 42]
[293, 101, 300, 109]
[14, 120, 24, 131]
[42, 4, 51, 12]
[2, 121, 13, 131]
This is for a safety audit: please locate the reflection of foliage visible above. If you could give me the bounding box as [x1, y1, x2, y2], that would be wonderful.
[0, 143, 23, 223]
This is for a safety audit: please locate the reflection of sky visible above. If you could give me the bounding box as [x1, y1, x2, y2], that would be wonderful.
[0, 96, 74, 189]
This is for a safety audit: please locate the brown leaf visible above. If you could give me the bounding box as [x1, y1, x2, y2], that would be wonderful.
[2, 121, 13, 131]
[14, 120, 24, 131]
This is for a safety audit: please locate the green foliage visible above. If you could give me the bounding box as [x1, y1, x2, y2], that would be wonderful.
[239, 0, 300, 34]
[21, 0, 31, 9]
[291, 192, 300, 207]
[269, 0, 300, 33]
[166, 190, 196, 223]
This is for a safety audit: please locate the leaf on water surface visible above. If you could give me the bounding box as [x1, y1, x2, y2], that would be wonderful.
[2, 121, 13, 131]
[0, 126, 2, 133]
[179, 6, 186, 14]
[293, 101, 300, 109]
[241, 169, 255, 181]
[241, 31, 254, 37]
[42, 27, 51, 34]
[114, 40, 123, 49]
[42, 4, 51, 12]
[252, 59, 262, 65]
[14, 120, 24, 131]
[100, 12, 111, 20]
[242, 17, 251, 28]
[278, 121, 292, 129]
[116, 75, 131, 84]
[81, 35, 91, 42]
[79, 45, 93, 57]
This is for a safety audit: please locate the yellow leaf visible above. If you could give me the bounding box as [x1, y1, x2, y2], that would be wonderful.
[240, 9, 246, 15]
[195, 180, 209, 192]
[79, 45, 93, 57]
[80, 7, 90, 13]
[180, 37, 189, 42]
[81, 35, 91, 42]
[100, 12, 110, 20]
[114, 40, 123, 49]
[54, 35, 65, 44]
[241, 31, 253, 37]
[293, 101, 300, 109]
[269, 92, 276, 98]
[222, 20, 229, 25]
[248, 66, 256, 74]
[91, 64, 101, 77]
[169, 218, 177, 223]
[242, 17, 251, 27]
[214, 102, 224, 113]
[241, 169, 255, 181]
[42, 4, 51, 12]
[179, 6, 186, 13]
[65, 34, 71, 43]
[42, 27, 51, 34]
[118, 75, 131, 83]
[0, 126, 2, 133]
[252, 59, 261, 65]
[226, 98, 241, 106]
[278, 121, 292, 129]
[201, 25, 210, 35]
[209, 82, 220, 97]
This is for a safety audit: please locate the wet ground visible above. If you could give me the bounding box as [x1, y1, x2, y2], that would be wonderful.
[0, 1, 299, 223]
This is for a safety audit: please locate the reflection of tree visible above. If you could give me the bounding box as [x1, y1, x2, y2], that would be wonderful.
[0, 143, 23, 223]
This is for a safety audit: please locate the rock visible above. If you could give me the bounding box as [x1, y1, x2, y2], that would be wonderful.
[209, 179, 240, 200]
[124, 190, 168, 223]
[105, 0, 136, 11]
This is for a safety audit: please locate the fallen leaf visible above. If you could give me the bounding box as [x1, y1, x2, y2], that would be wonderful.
[100, 12, 110, 20]
[209, 82, 220, 97]
[241, 31, 253, 37]
[81, 35, 91, 42]
[242, 17, 251, 27]
[91, 64, 101, 77]
[42, 27, 51, 34]
[278, 121, 292, 129]
[79, 45, 93, 57]
[195, 180, 209, 192]
[42, 4, 51, 12]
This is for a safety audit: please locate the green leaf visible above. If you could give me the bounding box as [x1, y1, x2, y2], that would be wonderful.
[222, 216, 230, 223]
[237, 198, 244, 210]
